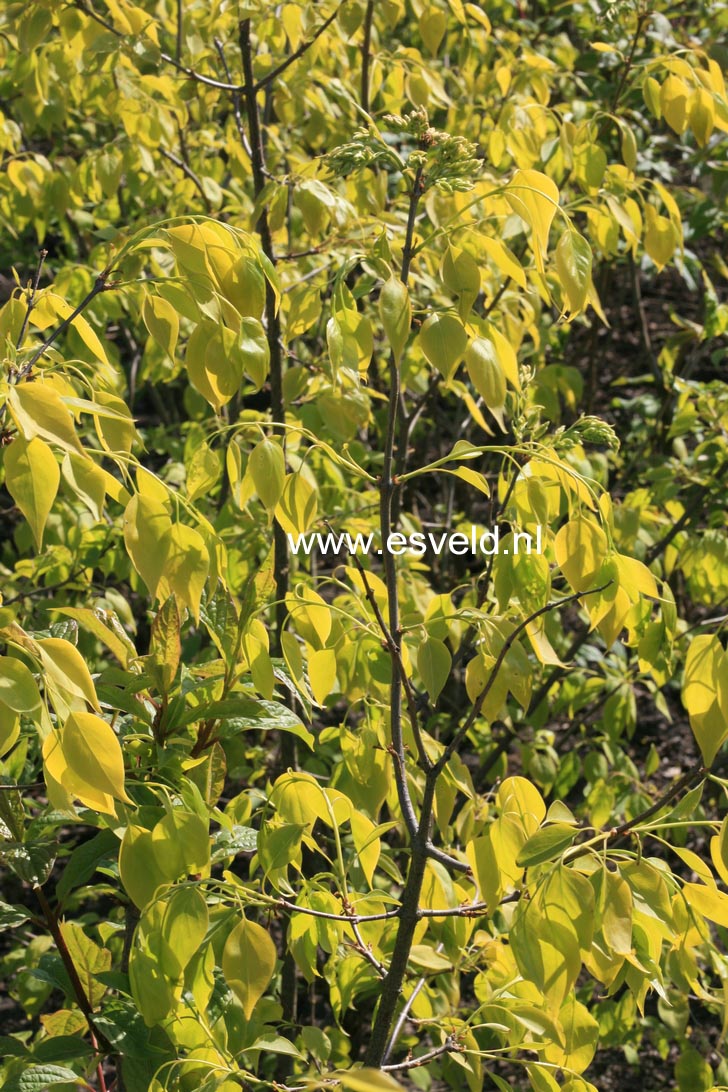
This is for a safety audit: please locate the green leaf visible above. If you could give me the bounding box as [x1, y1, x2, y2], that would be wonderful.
[8, 1065, 82, 1092]
[149, 595, 182, 693]
[56, 829, 119, 901]
[177, 696, 315, 748]
[0, 898, 29, 929]
[211, 824, 258, 863]
[59, 921, 111, 1007]
[246, 1033, 304, 1058]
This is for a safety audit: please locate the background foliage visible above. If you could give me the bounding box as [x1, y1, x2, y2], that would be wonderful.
[1, 1, 728, 1090]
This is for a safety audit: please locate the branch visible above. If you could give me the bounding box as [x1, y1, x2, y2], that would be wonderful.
[361, 0, 375, 115]
[213, 36, 253, 162]
[239, 18, 288, 661]
[610, 12, 648, 112]
[253, 5, 343, 92]
[382, 972, 428, 1065]
[175, 0, 183, 63]
[18, 270, 112, 377]
[380, 166, 426, 827]
[645, 461, 728, 564]
[35, 886, 113, 1056]
[159, 146, 212, 213]
[435, 581, 612, 772]
[15, 248, 47, 351]
[338, 528, 430, 776]
[611, 760, 706, 839]
[382, 1035, 463, 1072]
[347, 915, 387, 977]
[74, 0, 244, 91]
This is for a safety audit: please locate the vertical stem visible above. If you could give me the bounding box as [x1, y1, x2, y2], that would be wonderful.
[365, 168, 433, 1068]
[361, 0, 375, 114]
[364, 774, 437, 1066]
[176, 0, 183, 62]
[35, 885, 113, 1078]
[610, 12, 647, 112]
[240, 19, 288, 663]
[240, 17, 297, 1029]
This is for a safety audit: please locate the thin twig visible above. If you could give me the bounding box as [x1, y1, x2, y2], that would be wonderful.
[645, 461, 728, 564]
[19, 271, 112, 377]
[361, 0, 375, 114]
[611, 12, 648, 112]
[382, 972, 428, 1065]
[15, 249, 47, 351]
[213, 36, 253, 162]
[175, 0, 183, 62]
[159, 146, 213, 213]
[382, 1035, 463, 1072]
[35, 886, 113, 1054]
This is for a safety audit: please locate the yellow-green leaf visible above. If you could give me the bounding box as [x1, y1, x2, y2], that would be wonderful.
[249, 437, 286, 510]
[555, 231, 593, 315]
[275, 472, 318, 536]
[43, 711, 131, 814]
[379, 276, 411, 363]
[222, 917, 277, 1019]
[7, 383, 83, 454]
[683, 882, 728, 929]
[689, 87, 715, 148]
[336, 1071, 405, 1091]
[157, 523, 210, 623]
[142, 293, 179, 357]
[554, 517, 608, 592]
[61, 453, 105, 519]
[4, 436, 59, 550]
[418, 636, 451, 703]
[465, 337, 507, 428]
[506, 169, 560, 272]
[37, 637, 101, 712]
[419, 312, 467, 380]
[0, 655, 42, 713]
[123, 493, 172, 599]
[308, 646, 337, 706]
[660, 74, 689, 134]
